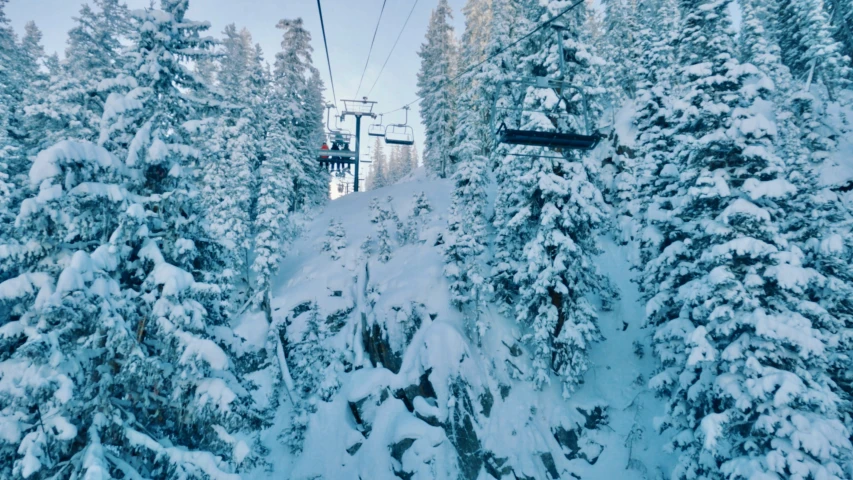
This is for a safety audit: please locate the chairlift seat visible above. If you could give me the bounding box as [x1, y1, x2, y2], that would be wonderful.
[368, 124, 386, 137]
[384, 124, 414, 146]
[497, 124, 599, 151]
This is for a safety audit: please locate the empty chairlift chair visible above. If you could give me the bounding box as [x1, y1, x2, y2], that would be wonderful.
[491, 25, 601, 154]
[492, 76, 600, 153]
[368, 114, 386, 137]
[384, 106, 415, 146]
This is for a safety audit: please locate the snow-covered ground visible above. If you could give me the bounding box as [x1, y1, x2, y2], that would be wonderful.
[239, 169, 675, 479]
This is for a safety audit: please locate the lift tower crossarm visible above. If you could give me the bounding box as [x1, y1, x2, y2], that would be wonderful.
[339, 98, 378, 193]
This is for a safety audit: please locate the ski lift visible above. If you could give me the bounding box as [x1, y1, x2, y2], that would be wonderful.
[368, 114, 386, 137]
[491, 26, 601, 153]
[385, 106, 415, 146]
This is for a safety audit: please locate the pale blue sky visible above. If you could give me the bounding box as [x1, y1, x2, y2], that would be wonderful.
[7, 0, 470, 170]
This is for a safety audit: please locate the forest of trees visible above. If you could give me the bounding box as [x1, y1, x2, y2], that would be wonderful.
[3, 0, 853, 477]
[365, 136, 420, 190]
[0, 0, 327, 477]
[428, 0, 853, 478]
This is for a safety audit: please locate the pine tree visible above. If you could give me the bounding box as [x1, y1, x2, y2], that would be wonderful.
[630, 0, 681, 262]
[443, 0, 493, 341]
[486, 0, 531, 307]
[417, 0, 459, 178]
[23, 0, 130, 159]
[777, 0, 851, 99]
[322, 218, 347, 260]
[641, 0, 852, 477]
[253, 18, 319, 293]
[744, 0, 853, 450]
[196, 24, 263, 304]
[366, 136, 388, 190]
[492, 0, 610, 395]
[0, 0, 20, 246]
[402, 191, 432, 244]
[827, 0, 853, 62]
[296, 68, 330, 209]
[601, 0, 643, 103]
[272, 19, 326, 214]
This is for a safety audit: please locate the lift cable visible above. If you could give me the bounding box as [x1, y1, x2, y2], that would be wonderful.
[316, 0, 338, 106]
[354, 0, 389, 98]
[365, 0, 420, 98]
[377, 0, 585, 116]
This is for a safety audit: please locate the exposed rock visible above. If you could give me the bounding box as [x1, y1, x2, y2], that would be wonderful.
[479, 390, 494, 418]
[552, 407, 607, 466]
[349, 387, 390, 436]
[446, 379, 483, 480]
[540, 452, 560, 479]
[483, 452, 512, 478]
[362, 314, 403, 373]
[346, 442, 362, 455]
[390, 438, 417, 480]
[577, 405, 607, 430]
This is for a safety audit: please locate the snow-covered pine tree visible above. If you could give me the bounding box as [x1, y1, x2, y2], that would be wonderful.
[219, 23, 252, 98]
[743, 0, 853, 450]
[3, 2, 258, 476]
[769, 0, 850, 174]
[642, 0, 852, 477]
[417, 0, 459, 178]
[0, 139, 138, 478]
[630, 0, 681, 262]
[322, 218, 347, 260]
[198, 115, 254, 302]
[0, 0, 20, 247]
[402, 191, 432, 244]
[492, 0, 610, 395]
[23, 0, 129, 155]
[386, 144, 413, 184]
[194, 24, 262, 305]
[296, 68, 330, 209]
[252, 18, 314, 294]
[443, 0, 493, 340]
[400, 144, 416, 179]
[244, 42, 271, 226]
[776, 0, 851, 99]
[0, 14, 47, 249]
[601, 0, 642, 103]
[827, 0, 853, 61]
[408, 141, 420, 170]
[366, 136, 388, 190]
[273, 19, 326, 214]
[280, 301, 344, 452]
[487, 0, 532, 308]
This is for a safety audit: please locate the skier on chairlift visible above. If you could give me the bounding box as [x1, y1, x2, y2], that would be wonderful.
[331, 137, 342, 170]
[341, 141, 352, 173]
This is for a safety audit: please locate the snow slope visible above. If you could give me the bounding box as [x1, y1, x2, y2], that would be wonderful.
[243, 169, 675, 479]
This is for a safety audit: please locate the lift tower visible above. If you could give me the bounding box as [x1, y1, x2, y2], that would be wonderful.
[339, 98, 377, 192]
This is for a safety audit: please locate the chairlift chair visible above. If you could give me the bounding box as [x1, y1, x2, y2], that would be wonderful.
[384, 106, 415, 146]
[491, 25, 601, 154]
[492, 76, 600, 153]
[368, 114, 386, 137]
